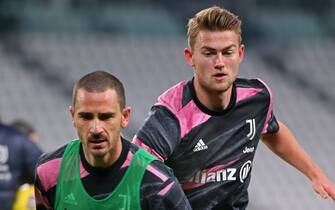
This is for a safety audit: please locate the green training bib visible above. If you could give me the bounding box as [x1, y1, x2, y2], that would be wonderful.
[54, 139, 156, 210]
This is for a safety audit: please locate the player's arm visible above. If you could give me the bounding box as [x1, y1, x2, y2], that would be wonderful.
[34, 147, 65, 210]
[34, 167, 53, 210]
[261, 121, 335, 201]
[140, 161, 192, 210]
[133, 105, 180, 161]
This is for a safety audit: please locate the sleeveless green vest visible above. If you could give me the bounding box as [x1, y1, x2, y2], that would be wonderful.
[54, 139, 156, 210]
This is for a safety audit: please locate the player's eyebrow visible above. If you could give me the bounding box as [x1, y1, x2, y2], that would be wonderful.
[78, 112, 93, 118]
[201, 44, 236, 51]
[78, 112, 91, 116]
[98, 112, 114, 120]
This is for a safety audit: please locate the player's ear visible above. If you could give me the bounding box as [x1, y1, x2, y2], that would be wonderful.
[69, 106, 76, 126]
[238, 44, 245, 63]
[121, 106, 131, 128]
[184, 48, 194, 67]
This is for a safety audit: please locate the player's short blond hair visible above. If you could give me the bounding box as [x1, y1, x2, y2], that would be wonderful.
[187, 6, 242, 51]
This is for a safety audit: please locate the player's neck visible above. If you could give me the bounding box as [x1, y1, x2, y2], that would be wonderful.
[83, 139, 122, 168]
[195, 85, 232, 112]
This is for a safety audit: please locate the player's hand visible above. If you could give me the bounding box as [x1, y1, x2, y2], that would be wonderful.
[312, 175, 335, 201]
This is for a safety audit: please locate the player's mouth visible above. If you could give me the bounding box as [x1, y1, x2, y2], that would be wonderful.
[89, 139, 107, 144]
[89, 139, 108, 150]
[213, 73, 228, 80]
[88, 134, 107, 144]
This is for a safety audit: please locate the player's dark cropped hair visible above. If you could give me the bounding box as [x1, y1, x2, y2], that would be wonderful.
[72, 70, 126, 109]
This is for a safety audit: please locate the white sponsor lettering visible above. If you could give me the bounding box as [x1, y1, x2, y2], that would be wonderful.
[0, 164, 9, 172]
[243, 146, 255, 154]
[0, 145, 9, 164]
[239, 161, 252, 183]
[0, 172, 12, 181]
[187, 161, 253, 185]
[189, 168, 237, 184]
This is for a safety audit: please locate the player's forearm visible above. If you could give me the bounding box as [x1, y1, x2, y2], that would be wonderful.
[261, 121, 322, 181]
[35, 188, 53, 210]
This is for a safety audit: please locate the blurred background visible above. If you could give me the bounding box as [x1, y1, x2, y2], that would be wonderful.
[0, 0, 334, 209]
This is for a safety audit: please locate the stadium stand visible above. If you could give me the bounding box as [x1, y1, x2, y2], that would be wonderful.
[0, 42, 76, 151]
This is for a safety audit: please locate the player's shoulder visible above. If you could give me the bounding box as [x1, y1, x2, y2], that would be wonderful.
[156, 80, 188, 113]
[35, 143, 68, 192]
[0, 123, 40, 155]
[235, 77, 273, 97]
[0, 122, 18, 133]
[159, 80, 187, 99]
[129, 142, 173, 181]
[0, 123, 29, 142]
[36, 143, 67, 168]
[147, 159, 174, 179]
[235, 77, 270, 89]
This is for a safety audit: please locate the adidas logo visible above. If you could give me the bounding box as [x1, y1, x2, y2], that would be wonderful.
[193, 139, 208, 152]
[64, 193, 78, 205]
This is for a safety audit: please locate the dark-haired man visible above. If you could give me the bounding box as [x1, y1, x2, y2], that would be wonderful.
[34, 70, 191, 210]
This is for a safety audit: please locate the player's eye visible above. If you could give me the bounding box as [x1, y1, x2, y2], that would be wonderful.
[99, 113, 114, 121]
[223, 50, 234, 56]
[203, 50, 215, 56]
[78, 113, 93, 120]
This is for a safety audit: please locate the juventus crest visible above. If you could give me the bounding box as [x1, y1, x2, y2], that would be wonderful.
[246, 119, 256, 140]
